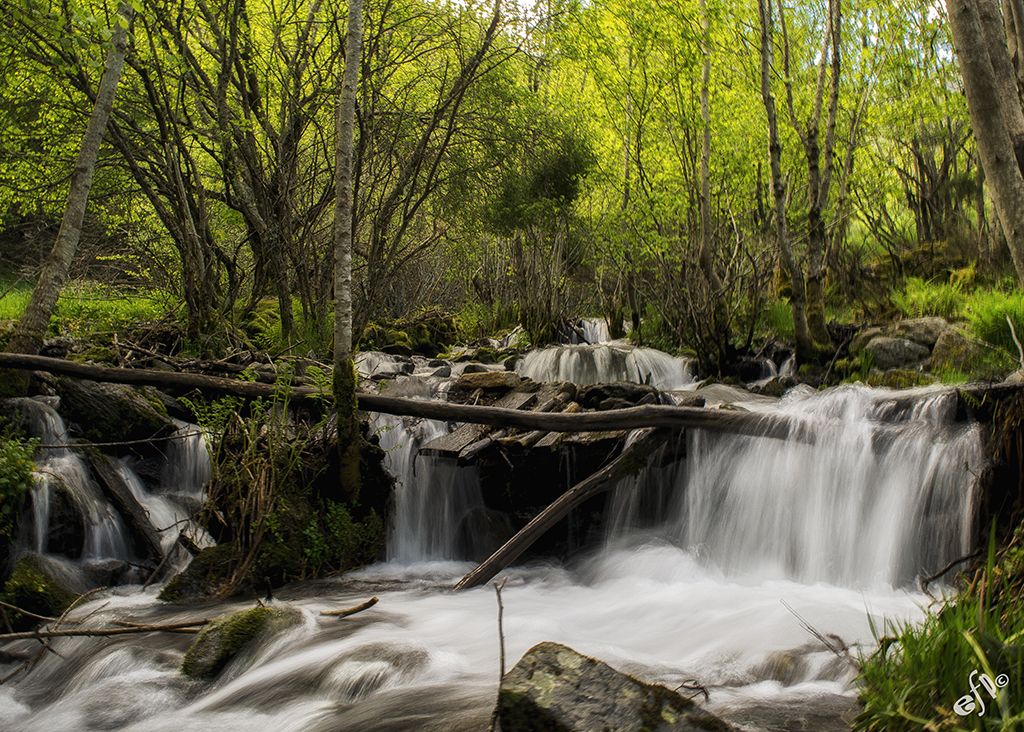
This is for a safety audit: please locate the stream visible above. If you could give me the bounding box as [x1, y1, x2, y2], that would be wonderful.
[0, 341, 984, 731]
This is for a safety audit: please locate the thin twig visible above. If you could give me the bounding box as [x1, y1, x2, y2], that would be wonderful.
[1007, 315, 1024, 370]
[489, 577, 508, 732]
[781, 599, 858, 668]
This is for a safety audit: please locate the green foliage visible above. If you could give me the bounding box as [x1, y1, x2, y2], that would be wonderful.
[856, 531, 1024, 730]
[892, 277, 965, 319]
[301, 501, 384, 577]
[0, 433, 36, 538]
[762, 300, 796, 340]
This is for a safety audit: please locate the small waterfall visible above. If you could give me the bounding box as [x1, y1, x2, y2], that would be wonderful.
[372, 412, 489, 563]
[12, 399, 132, 561]
[516, 344, 696, 390]
[607, 385, 982, 588]
[160, 420, 211, 502]
[579, 317, 612, 345]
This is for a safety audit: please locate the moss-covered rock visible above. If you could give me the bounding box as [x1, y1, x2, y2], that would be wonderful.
[181, 605, 302, 679]
[866, 369, 937, 389]
[1, 554, 79, 630]
[159, 543, 236, 602]
[55, 378, 174, 444]
[497, 642, 736, 731]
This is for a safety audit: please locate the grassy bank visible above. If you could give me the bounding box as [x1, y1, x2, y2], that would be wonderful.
[856, 530, 1024, 730]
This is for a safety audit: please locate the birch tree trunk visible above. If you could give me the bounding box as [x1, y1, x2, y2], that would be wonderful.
[332, 0, 364, 498]
[758, 0, 814, 360]
[947, 0, 1024, 282]
[5, 2, 134, 390]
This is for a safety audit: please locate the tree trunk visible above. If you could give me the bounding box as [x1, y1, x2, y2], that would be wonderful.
[332, 0, 364, 500]
[4, 2, 134, 392]
[947, 0, 1024, 282]
[758, 0, 814, 360]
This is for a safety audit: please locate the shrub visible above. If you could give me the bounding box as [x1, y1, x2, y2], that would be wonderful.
[0, 434, 36, 539]
[891, 277, 965, 319]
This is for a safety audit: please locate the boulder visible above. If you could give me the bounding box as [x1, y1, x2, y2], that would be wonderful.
[496, 642, 735, 732]
[181, 604, 302, 679]
[929, 328, 986, 373]
[849, 326, 883, 355]
[455, 371, 522, 391]
[0, 553, 84, 630]
[579, 382, 660, 409]
[430, 364, 452, 378]
[55, 378, 175, 444]
[863, 336, 930, 369]
[890, 316, 951, 348]
[159, 543, 236, 602]
[45, 480, 86, 558]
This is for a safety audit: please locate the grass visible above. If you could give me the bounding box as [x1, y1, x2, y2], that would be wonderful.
[856, 530, 1024, 731]
[892, 276, 966, 320]
[0, 277, 172, 341]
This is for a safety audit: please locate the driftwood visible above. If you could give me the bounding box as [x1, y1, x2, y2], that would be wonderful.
[319, 596, 379, 618]
[0, 353, 804, 438]
[454, 429, 672, 590]
[0, 619, 209, 643]
[87, 451, 165, 562]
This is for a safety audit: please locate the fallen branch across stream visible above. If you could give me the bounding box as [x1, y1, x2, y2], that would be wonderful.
[0, 619, 210, 643]
[0, 353, 803, 438]
[319, 596, 379, 618]
[454, 429, 672, 590]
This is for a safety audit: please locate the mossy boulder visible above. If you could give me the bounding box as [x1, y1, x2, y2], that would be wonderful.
[866, 369, 937, 389]
[159, 543, 236, 602]
[1, 554, 81, 630]
[497, 642, 736, 731]
[181, 605, 302, 679]
[55, 378, 174, 444]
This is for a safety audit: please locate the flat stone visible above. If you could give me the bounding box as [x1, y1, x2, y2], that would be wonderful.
[890, 316, 951, 348]
[455, 371, 522, 390]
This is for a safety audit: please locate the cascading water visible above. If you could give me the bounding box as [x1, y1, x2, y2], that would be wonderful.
[606, 385, 981, 587]
[516, 343, 696, 390]
[0, 385, 985, 731]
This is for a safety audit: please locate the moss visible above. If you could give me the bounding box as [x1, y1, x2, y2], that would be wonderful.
[865, 369, 937, 389]
[1, 554, 76, 630]
[180, 605, 301, 679]
[159, 543, 237, 602]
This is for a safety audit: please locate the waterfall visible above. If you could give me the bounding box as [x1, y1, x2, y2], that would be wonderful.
[372, 413, 488, 563]
[12, 399, 132, 561]
[579, 317, 612, 345]
[607, 385, 982, 588]
[516, 344, 696, 390]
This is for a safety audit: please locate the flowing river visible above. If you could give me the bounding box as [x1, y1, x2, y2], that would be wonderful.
[0, 348, 984, 731]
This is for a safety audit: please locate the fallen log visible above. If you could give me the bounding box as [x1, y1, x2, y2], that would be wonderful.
[0, 352, 805, 437]
[454, 429, 672, 591]
[0, 618, 210, 643]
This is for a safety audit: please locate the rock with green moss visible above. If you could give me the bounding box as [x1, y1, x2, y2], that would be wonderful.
[159, 543, 237, 602]
[55, 378, 174, 443]
[1, 553, 82, 630]
[866, 369, 937, 389]
[496, 642, 736, 731]
[181, 605, 302, 679]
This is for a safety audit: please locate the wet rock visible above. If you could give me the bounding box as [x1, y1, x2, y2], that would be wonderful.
[890, 316, 951, 348]
[579, 382, 660, 409]
[55, 378, 175, 444]
[46, 480, 86, 558]
[0, 553, 83, 630]
[159, 543, 236, 602]
[456, 371, 522, 390]
[181, 605, 303, 680]
[671, 393, 707, 408]
[428, 358, 449, 368]
[430, 364, 452, 378]
[497, 642, 735, 731]
[503, 355, 523, 371]
[750, 650, 809, 685]
[862, 336, 930, 369]
[461, 363, 489, 374]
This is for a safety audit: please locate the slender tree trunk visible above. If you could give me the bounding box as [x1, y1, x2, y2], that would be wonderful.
[5, 2, 134, 391]
[947, 0, 1024, 282]
[332, 0, 364, 499]
[697, 0, 731, 372]
[758, 0, 814, 360]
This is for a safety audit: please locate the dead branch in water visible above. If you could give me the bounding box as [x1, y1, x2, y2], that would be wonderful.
[319, 596, 379, 618]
